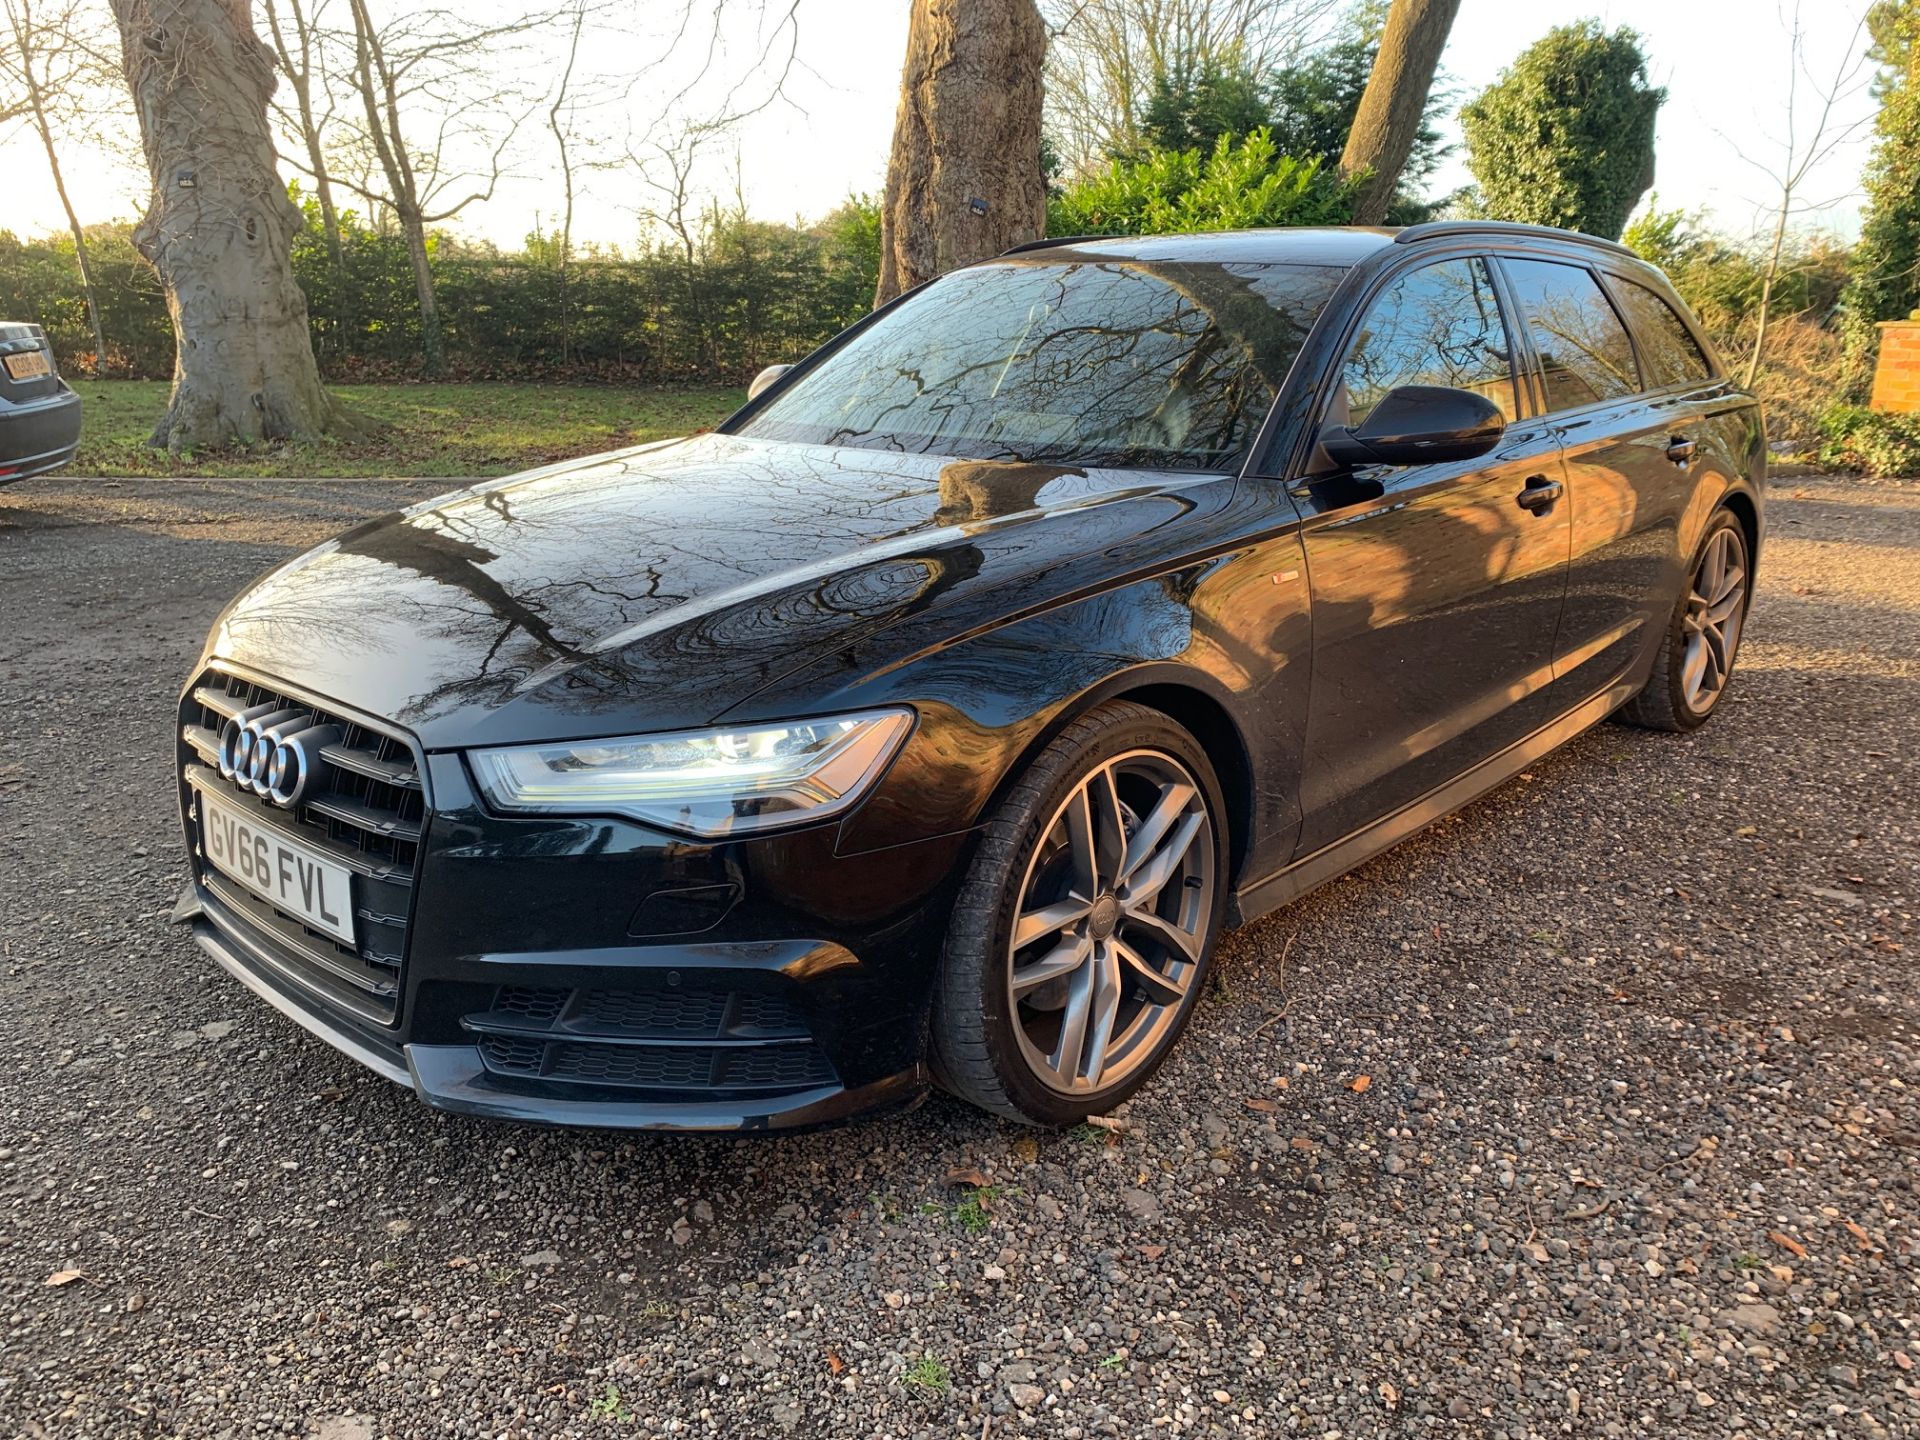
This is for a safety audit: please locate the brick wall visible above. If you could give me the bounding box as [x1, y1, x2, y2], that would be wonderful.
[1871, 314, 1920, 413]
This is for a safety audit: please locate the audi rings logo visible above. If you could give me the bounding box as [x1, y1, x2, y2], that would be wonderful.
[217, 702, 342, 808]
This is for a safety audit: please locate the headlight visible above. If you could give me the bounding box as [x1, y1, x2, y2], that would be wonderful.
[468, 709, 914, 838]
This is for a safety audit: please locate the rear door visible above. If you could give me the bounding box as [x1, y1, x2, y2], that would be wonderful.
[1291, 254, 1572, 856]
[1492, 255, 1704, 701]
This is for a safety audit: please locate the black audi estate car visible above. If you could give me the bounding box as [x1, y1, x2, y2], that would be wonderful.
[173, 221, 1762, 1131]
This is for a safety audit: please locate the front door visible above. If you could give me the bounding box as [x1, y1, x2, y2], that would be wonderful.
[1292, 255, 1572, 856]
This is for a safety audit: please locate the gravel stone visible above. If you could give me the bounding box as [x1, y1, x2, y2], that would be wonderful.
[1, 474, 1916, 1439]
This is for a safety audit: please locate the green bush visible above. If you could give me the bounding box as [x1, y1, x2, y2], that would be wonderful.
[1048, 129, 1356, 237]
[1817, 403, 1920, 476]
[0, 190, 885, 384]
[1460, 22, 1664, 241]
[1623, 201, 1850, 340]
[0, 225, 173, 376]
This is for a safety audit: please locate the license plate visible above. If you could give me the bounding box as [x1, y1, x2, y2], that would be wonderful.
[201, 790, 357, 945]
[3, 350, 51, 380]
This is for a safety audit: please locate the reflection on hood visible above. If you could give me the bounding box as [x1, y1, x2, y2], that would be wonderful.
[209, 433, 1212, 747]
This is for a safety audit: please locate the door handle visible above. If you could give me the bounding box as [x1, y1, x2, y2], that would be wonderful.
[1666, 436, 1696, 466]
[1515, 475, 1563, 514]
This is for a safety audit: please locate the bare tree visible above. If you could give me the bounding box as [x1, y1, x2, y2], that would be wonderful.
[546, 0, 589, 365]
[0, 0, 117, 371]
[335, 0, 552, 375]
[107, 0, 353, 448]
[1339, 0, 1461, 225]
[875, 0, 1048, 307]
[1738, 2, 1875, 388]
[261, 0, 348, 300]
[1041, 0, 1333, 176]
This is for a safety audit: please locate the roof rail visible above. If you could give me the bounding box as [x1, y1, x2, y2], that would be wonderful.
[1393, 220, 1637, 259]
[997, 234, 1117, 256]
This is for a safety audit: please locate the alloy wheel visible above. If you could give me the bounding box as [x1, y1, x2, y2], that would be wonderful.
[1681, 524, 1749, 712]
[1005, 749, 1215, 1095]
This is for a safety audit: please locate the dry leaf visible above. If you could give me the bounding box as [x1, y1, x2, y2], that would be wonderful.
[944, 1166, 990, 1189]
[826, 1348, 845, 1376]
[1084, 1114, 1129, 1134]
[1349, 1075, 1372, 1094]
[1379, 1381, 1400, 1410]
[1244, 1097, 1278, 1113]
[45, 1269, 84, 1288]
[1289, 1136, 1314, 1151]
[1769, 1230, 1808, 1259]
[1141, 1244, 1167, 1260]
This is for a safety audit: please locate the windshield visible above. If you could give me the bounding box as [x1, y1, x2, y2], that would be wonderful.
[736, 257, 1345, 473]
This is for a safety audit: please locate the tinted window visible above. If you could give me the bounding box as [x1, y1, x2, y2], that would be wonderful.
[1340, 257, 1518, 424]
[1503, 258, 1640, 411]
[740, 259, 1344, 472]
[1612, 277, 1714, 387]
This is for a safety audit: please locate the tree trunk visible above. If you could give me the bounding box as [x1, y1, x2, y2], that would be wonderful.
[262, 0, 345, 284]
[1745, 201, 1791, 390]
[874, 0, 1047, 308]
[1339, 0, 1461, 226]
[36, 122, 106, 376]
[401, 212, 445, 377]
[107, 0, 351, 449]
[345, 0, 446, 377]
[16, 56, 106, 374]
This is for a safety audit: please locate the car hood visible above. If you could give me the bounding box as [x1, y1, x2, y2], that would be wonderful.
[206, 433, 1224, 749]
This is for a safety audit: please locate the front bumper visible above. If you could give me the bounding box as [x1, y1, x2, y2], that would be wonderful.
[173, 883, 928, 1130]
[0, 385, 81, 483]
[175, 670, 972, 1132]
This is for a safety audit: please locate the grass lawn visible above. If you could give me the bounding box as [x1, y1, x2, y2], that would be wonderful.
[65, 380, 747, 479]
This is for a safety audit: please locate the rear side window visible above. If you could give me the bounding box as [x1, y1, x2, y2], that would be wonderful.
[1502, 258, 1640, 412]
[1611, 277, 1714, 387]
[1340, 257, 1519, 424]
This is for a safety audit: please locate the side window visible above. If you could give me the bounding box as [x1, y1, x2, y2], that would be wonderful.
[1610, 277, 1714, 388]
[1502, 258, 1641, 412]
[1340, 257, 1519, 426]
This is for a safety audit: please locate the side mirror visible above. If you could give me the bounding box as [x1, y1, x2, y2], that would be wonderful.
[748, 363, 793, 401]
[1320, 384, 1505, 469]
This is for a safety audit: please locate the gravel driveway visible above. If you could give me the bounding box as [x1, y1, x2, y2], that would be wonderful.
[2, 475, 1916, 1440]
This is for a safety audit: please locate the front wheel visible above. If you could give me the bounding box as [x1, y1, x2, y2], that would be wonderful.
[1619, 509, 1753, 732]
[930, 702, 1227, 1126]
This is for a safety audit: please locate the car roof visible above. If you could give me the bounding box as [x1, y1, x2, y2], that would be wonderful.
[998, 221, 1639, 271]
[999, 228, 1401, 267]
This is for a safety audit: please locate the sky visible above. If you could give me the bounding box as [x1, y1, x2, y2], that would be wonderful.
[0, 0, 1883, 250]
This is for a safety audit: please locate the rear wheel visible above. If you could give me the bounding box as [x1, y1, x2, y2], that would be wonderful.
[930, 702, 1227, 1126]
[1620, 509, 1752, 732]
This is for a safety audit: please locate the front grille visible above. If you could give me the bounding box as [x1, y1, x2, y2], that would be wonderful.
[468, 985, 836, 1096]
[180, 669, 425, 1023]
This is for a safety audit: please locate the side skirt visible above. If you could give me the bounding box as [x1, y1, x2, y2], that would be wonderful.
[1230, 678, 1640, 926]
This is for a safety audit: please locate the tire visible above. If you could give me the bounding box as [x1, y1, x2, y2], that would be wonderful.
[929, 701, 1228, 1126]
[1619, 508, 1754, 732]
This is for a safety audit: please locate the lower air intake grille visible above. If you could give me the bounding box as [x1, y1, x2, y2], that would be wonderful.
[470, 985, 835, 1096]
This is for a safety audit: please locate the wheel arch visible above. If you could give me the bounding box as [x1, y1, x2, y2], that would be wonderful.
[979, 664, 1259, 888]
[1719, 485, 1761, 569]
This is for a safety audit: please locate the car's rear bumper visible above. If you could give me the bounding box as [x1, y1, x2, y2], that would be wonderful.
[0, 386, 82, 483]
